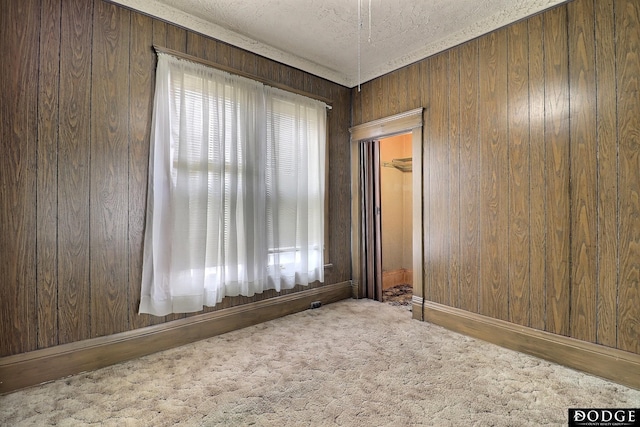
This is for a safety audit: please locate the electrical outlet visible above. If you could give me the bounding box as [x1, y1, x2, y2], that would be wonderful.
[310, 301, 322, 309]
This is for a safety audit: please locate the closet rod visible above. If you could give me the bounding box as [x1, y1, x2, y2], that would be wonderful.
[153, 45, 333, 107]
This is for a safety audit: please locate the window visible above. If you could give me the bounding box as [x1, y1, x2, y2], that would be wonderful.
[139, 53, 326, 316]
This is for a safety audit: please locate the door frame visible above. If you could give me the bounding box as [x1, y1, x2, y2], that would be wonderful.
[349, 108, 424, 315]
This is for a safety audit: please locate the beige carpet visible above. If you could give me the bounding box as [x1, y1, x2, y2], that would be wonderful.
[1, 299, 638, 426]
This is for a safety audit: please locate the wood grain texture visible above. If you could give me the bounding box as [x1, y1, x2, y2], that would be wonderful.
[4, 0, 639, 366]
[202, 35, 219, 66]
[186, 31, 212, 62]
[152, 17, 166, 48]
[216, 40, 231, 67]
[1, 0, 352, 359]
[448, 48, 461, 308]
[277, 63, 292, 88]
[304, 74, 318, 102]
[569, 0, 597, 343]
[428, 53, 451, 306]
[57, 0, 93, 345]
[37, 0, 62, 349]
[289, 68, 305, 93]
[230, 46, 257, 76]
[165, 23, 186, 52]
[387, 71, 400, 116]
[479, 29, 509, 321]
[615, 0, 640, 354]
[507, 20, 531, 327]
[128, 12, 155, 330]
[406, 62, 422, 111]
[419, 298, 640, 390]
[528, 14, 547, 331]
[373, 77, 385, 121]
[348, 0, 638, 359]
[544, 6, 570, 336]
[352, 87, 362, 126]
[396, 66, 409, 115]
[1, 282, 352, 394]
[90, 0, 130, 337]
[0, 0, 40, 356]
[420, 61, 432, 301]
[361, 80, 374, 124]
[332, 87, 355, 282]
[458, 39, 480, 314]
[595, 0, 618, 348]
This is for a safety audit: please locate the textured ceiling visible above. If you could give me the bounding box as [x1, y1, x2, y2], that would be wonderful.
[112, 0, 568, 88]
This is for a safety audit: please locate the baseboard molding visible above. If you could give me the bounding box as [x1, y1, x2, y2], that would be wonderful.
[412, 296, 423, 321]
[0, 281, 352, 394]
[382, 269, 413, 289]
[413, 297, 640, 390]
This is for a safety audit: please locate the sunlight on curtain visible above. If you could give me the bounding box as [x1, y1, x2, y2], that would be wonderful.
[139, 53, 326, 316]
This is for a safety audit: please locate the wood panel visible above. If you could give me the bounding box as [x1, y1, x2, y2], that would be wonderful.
[568, 0, 597, 343]
[406, 62, 422, 111]
[458, 39, 480, 314]
[128, 12, 155, 330]
[396, 66, 409, 115]
[479, 29, 509, 321]
[216, 40, 231, 67]
[448, 48, 461, 308]
[289, 67, 305, 93]
[528, 14, 547, 331]
[1, 282, 352, 394]
[202, 35, 219, 65]
[360, 79, 374, 124]
[278, 62, 292, 88]
[428, 53, 450, 305]
[507, 20, 531, 327]
[57, 0, 93, 345]
[0, 0, 40, 356]
[419, 298, 640, 390]
[0, 0, 352, 358]
[4, 0, 639, 368]
[595, 0, 618, 348]
[616, 0, 640, 354]
[352, 87, 363, 127]
[350, 0, 640, 360]
[152, 16, 166, 48]
[420, 61, 431, 301]
[166, 23, 186, 52]
[37, 0, 62, 349]
[90, 0, 130, 337]
[372, 77, 385, 121]
[230, 45, 257, 76]
[332, 87, 355, 282]
[543, 6, 570, 336]
[186, 31, 214, 62]
[387, 71, 400, 116]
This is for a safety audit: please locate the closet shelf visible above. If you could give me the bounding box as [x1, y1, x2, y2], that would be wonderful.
[382, 157, 412, 173]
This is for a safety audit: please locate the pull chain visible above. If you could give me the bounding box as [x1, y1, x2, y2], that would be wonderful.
[357, 0, 362, 92]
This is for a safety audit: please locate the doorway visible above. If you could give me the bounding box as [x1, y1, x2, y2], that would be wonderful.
[349, 108, 424, 318]
[379, 134, 413, 308]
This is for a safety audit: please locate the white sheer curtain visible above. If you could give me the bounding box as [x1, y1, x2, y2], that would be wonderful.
[140, 53, 326, 316]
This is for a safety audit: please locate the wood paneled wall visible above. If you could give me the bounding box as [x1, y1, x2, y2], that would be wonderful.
[353, 0, 640, 355]
[0, 0, 351, 357]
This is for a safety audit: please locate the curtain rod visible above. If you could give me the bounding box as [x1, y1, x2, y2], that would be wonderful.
[152, 45, 333, 108]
